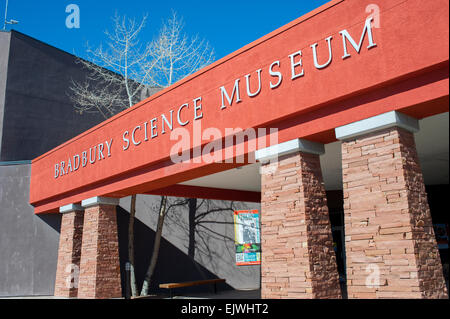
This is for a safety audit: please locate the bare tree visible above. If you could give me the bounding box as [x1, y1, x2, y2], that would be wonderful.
[70, 13, 158, 115]
[68, 11, 215, 297]
[148, 11, 215, 89]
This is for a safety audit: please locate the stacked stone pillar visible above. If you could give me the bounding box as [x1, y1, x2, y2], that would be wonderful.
[54, 204, 84, 297]
[257, 139, 342, 299]
[55, 196, 122, 299]
[336, 111, 448, 299]
[77, 196, 122, 299]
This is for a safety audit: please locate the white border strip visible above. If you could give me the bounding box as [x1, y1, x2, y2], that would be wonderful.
[60, 203, 83, 213]
[81, 196, 120, 208]
[255, 138, 324, 162]
[335, 111, 419, 141]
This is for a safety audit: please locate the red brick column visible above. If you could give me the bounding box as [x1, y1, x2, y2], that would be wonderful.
[258, 139, 341, 299]
[337, 112, 448, 299]
[77, 197, 122, 299]
[54, 205, 84, 298]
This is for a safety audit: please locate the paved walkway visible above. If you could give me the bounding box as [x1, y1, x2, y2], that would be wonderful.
[0, 289, 261, 299]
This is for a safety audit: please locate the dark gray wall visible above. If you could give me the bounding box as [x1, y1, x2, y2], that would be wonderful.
[0, 31, 11, 156]
[0, 164, 61, 297]
[0, 30, 105, 161]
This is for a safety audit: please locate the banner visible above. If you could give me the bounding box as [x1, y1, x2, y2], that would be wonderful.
[233, 210, 261, 266]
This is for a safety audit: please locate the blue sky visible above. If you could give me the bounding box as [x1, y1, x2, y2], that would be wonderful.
[1, 0, 329, 61]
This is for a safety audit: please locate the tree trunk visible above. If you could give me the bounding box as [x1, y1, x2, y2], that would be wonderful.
[187, 198, 197, 259]
[128, 194, 138, 296]
[140, 195, 167, 296]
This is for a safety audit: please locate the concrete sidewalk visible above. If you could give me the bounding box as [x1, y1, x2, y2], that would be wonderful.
[0, 289, 261, 299]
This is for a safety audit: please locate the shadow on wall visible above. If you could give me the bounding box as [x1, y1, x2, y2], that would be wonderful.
[116, 205, 234, 296]
[37, 213, 61, 234]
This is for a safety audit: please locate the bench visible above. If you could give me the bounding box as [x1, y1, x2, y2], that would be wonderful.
[159, 278, 226, 298]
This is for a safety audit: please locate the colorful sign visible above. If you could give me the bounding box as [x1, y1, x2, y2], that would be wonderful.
[233, 210, 261, 266]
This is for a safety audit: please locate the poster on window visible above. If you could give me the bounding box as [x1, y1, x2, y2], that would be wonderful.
[233, 210, 261, 266]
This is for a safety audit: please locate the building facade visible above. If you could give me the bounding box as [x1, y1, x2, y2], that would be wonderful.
[2, 0, 450, 299]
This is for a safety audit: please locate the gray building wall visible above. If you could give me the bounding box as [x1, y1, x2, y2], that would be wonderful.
[0, 30, 105, 161]
[0, 164, 60, 297]
[0, 31, 11, 157]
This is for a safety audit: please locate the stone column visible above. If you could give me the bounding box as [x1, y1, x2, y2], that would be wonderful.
[77, 196, 122, 299]
[256, 139, 342, 299]
[54, 204, 84, 298]
[336, 111, 448, 299]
